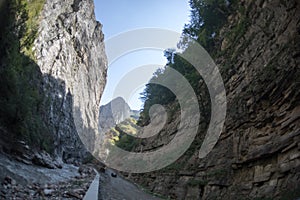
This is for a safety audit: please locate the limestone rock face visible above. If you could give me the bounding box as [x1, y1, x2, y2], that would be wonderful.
[129, 0, 300, 199]
[34, 0, 107, 162]
[99, 97, 131, 135]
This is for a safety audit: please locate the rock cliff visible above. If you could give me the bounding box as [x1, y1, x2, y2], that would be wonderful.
[34, 0, 107, 162]
[99, 97, 131, 135]
[0, 0, 107, 163]
[129, 0, 300, 199]
[0, 0, 107, 198]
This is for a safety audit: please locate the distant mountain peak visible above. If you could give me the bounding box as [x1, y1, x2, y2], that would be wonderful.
[99, 97, 131, 134]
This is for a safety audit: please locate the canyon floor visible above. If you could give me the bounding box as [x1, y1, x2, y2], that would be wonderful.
[0, 153, 161, 200]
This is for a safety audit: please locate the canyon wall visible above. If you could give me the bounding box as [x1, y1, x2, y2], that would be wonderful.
[34, 0, 107, 162]
[130, 0, 300, 199]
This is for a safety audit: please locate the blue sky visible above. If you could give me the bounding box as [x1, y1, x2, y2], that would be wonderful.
[94, 0, 190, 110]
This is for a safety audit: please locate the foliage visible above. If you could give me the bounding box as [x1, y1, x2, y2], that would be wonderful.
[138, 67, 176, 124]
[117, 118, 139, 135]
[0, 0, 52, 152]
[20, 0, 45, 59]
[115, 133, 138, 151]
[110, 118, 140, 151]
[134, 2, 245, 183]
[181, 0, 234, 52]
[138, 0, 235, 125]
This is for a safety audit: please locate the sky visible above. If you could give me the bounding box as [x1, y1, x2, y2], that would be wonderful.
[94, 0, 190, 110]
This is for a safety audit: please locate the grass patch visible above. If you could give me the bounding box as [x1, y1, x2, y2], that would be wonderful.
[20, 0, 45, 59]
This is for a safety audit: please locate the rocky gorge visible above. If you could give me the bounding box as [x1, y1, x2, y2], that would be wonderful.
[0, 0, 299, 199]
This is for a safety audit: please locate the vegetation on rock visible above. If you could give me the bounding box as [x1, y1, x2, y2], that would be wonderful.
[0, 0, 53, 152]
